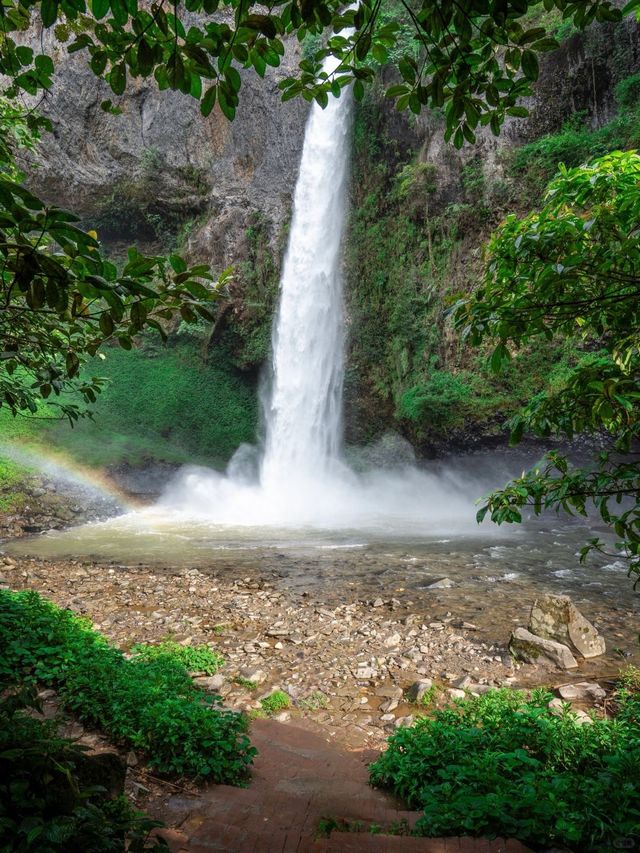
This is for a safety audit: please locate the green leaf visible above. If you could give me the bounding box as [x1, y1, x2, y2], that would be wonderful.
[201, 85, 217, 116]
[521, 50, 539, 81]
[41, 0, 59, 27]
[92, 0, 110, 18]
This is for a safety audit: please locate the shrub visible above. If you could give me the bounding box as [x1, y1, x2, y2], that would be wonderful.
[130, 640, 224, 675]
[398, 370, 474, 430]
[370, 689, 640, 851]
[0, 590, 255, 783]
[0, 687, 165, 852]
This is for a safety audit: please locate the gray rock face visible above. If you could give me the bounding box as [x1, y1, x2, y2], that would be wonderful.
[509, 627, 579, 670]
[19, 27, 308, 267]
[529, 594, 606, 659]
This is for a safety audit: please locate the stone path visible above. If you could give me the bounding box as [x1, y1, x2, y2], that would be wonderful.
[153, 719, 531, 853]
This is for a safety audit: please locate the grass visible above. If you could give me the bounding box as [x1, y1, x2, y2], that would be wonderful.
[0, 332, 258, 473]
[0, 589, 255, 782]
[260, 690, 290, 715]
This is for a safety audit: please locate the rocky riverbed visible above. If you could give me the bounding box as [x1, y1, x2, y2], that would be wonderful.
[0, 548, 624, 751]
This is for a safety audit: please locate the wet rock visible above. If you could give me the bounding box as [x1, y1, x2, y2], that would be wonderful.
[529, 594, 606, 659]
[405, 679, 433, 703]
[426, 578, 456, 589]
[379, 698, 399, 713]
[509, 627, 578, 670]
[557, 682, 606, 702]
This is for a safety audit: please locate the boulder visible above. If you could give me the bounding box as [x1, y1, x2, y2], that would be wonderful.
[405, 679, 433, 703]
[509, 627, 578, 669]
[529, 594, 605, 658]
[557, 681, 606, 702]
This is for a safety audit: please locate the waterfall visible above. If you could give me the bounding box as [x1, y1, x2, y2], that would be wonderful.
[159, 57, 482, 535]
[261, 59, 352, 491]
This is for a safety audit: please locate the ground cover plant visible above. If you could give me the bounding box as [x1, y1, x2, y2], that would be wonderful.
[0, 589, 255, 782]
[0, 688, 166, 852]
[370, 686, 640, 851]
[130, 639, 224, 675]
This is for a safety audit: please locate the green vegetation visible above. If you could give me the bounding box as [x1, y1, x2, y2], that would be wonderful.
[0, 688, 165, 852]
[455, 151, 640, 580]
[260, 690, 291, 715]
[509, 73, 640, 189]
[40, 334, 258, 468]
[130, 639, 224, 675]
[0, 96, 218, 424]
[0, 589, 255, 782]
[345, 92, 579, 446]
[94, 148, 209, 246]
[298, 690, 329, 711]
[234, 677, 258, 691]
[370, 687, 640, 851]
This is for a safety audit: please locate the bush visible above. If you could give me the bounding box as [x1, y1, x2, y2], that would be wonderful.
[0, 590, 255, 782]
[370, 689, 640, 851]
[0, 687, 165, 853]
[398, 370, 474, 430]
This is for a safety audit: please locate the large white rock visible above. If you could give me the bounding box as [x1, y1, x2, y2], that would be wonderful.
[529, 594, 606, 658]
[557, 681, 606, 701]
[509, 627, 579, 669]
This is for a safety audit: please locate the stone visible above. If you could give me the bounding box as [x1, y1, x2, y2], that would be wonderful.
[355, 665, 376, 680]
[240, 667, 266, 684]
[405, 679, 433, 703]
[426, 577, 456, 589]
[452, 675, 473, 690]
[529, 594, 606, 659]
[383, 632, 401, 649]
[372, 598, 384, 608]
[192, 673, 225, 691]
[273, 711, 291, 722]
[394, 715, 415, 728]
[380, 698, 399, 713]
[509, 627, 578, 669]
[126, 750, 139, 767]
[557, 681, 606, 702]
[447, 688, 466, 699]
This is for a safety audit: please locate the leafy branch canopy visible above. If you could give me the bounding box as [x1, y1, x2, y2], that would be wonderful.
[452, 151, 640, 581]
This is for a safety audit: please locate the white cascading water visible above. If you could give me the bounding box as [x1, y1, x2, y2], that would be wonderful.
[260, 57, 351, 493]
[153, 53, 500, 536]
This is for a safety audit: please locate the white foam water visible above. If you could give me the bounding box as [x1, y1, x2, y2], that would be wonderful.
[154, 51, 508, 536]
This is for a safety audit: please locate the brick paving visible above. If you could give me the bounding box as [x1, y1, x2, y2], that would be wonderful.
[153, 719, 532, 853]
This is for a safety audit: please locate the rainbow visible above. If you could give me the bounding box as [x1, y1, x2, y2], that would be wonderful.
[0, 441, 139, 510]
